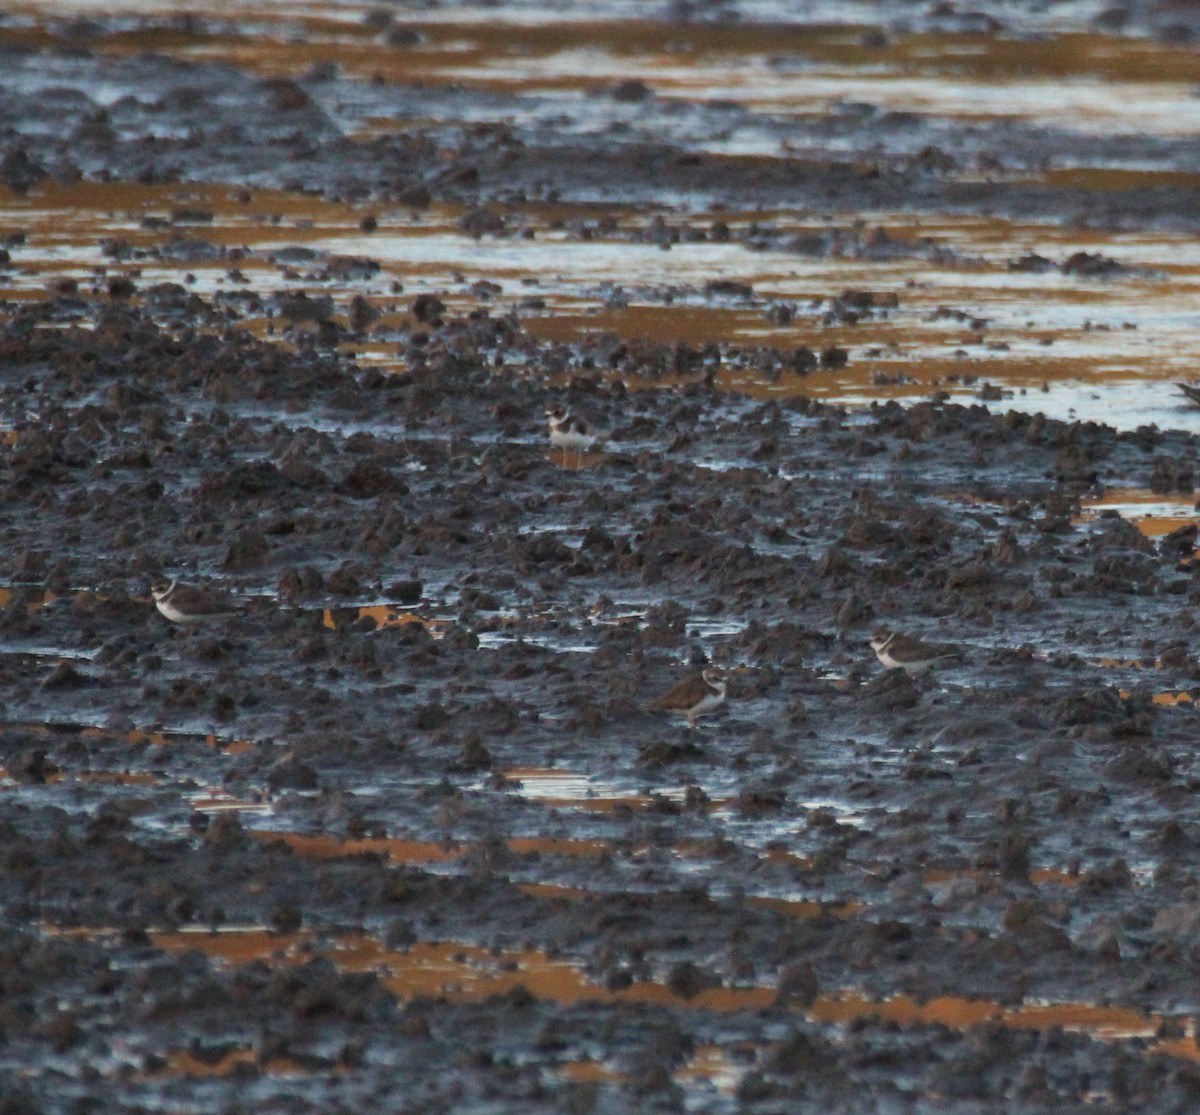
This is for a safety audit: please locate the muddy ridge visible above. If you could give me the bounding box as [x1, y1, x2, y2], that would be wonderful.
[5, 3, 1200, 1113]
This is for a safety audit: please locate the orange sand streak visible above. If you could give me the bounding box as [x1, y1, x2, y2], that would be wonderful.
[149, 926, 1175, 1054]
[153, 1049, 308, 1078]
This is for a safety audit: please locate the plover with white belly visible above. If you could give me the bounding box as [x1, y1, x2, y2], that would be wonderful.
[647, 667, 727, 728]
[151, 578, 241, 625]
[869, 628, 961, 675]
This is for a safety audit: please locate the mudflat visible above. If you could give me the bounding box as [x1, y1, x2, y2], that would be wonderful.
[3, 3, 1200, 1111]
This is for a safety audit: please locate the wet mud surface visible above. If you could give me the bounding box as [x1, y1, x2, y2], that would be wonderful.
[7, 2, 1200, 1112]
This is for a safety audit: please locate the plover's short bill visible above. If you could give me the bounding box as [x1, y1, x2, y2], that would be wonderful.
[869, 627, 959, 674]
[545, 404, 596, 466]
[151, 578, 240, 625]
[648, 667, 727, 727]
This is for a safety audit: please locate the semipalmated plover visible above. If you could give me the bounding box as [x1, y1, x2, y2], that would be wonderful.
[545, 404, 597, 466]
[151, 578, 241, 625]
[869, 628, 960, 674]
[648, 667, 727, 728]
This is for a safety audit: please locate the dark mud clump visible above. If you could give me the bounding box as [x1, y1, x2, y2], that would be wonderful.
[2, 283, 1200, 1110]
[5, 5, 1200, 1114]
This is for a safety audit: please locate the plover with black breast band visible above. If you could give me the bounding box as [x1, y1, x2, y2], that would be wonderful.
[869, 627, 961, 675]
[151, 578, 241, 625]
[648, 667, 727, 728]
[545, 403, 597, 467]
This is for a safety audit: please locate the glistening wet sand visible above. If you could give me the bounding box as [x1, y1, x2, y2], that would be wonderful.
[6, 2, 1200, 1112]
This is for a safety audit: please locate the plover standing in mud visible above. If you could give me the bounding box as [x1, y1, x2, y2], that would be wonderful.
[545, 404, 597, 467]
[648, 667, 727, 728]
[869, 628, 960, 674]
[151, 578, 241, 625]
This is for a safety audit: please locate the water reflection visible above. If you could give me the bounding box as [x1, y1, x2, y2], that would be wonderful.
[251, 828, 611, 862]
[502, 766, 693, 812]
[322, 604, 447, 636]
[6, 179, 1200, 430]
[17, 10, 1200, 140]
[146, 924, 1200, 1065]
[145, 1049, 307, 1079]
[1077, 487, 1197, 539]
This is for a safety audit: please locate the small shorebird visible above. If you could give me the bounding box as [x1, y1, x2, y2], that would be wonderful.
[648, 667, 727, 728]
[869, 628, 960, 674]
[545, 404, 597, 467]
[151, 578, 241, 625]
